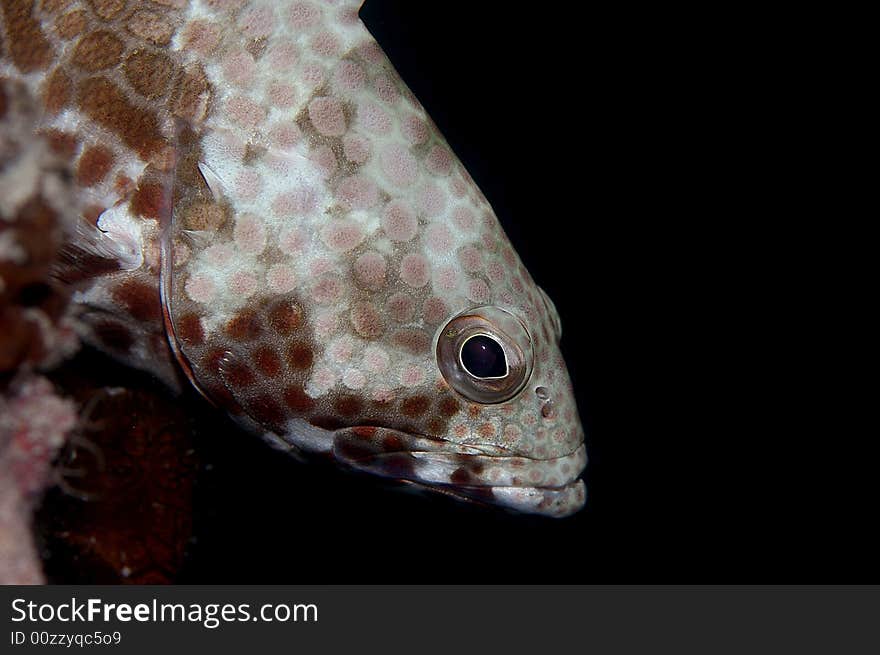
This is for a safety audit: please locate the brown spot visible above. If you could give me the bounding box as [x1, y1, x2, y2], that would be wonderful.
[124, 49, 173, 98]
[77, 76, 166, 161]
[246, 393, 284, 428]
[286, 341, 313, 370]
[401, 395, 430, 418]
[127, 10, 175, 45]
[253, 346, 281, 377]
[225, 310, 262, 341]
[438, 395, 461, 418]
[450, 468, 475, 485]
[334, 395, 362, 417]
[72, 30, 124, 71]
[171, 64, 210, 122]
[76, 145, 114, 187]
[283, 386, 314, 413]
[131, 181, 169, 220]
[55, 10, 87, 39]
[42, 0, 75, 13]
[88, 0, 126, 21]
[468, 405, 482, 419]
[181, 200, 225, 231]
[477, 423, 496, 438]
[268, 302, 303, 333]
[42, 129, 78, 158]
[221, 358, 255, 387]
[350, 301, 383, 339]
[0, 0, 55, 72]
[381, 434, 404, 452]
[353, 426, 377, 439]
[391, 328, 431, 354]
[93, 320, 134, 353]
[43, 68, 71, 115]
[174, 313, 203, 345]
[374, 453, 416, 479]
[111, 279, 159, 322]
[425, 417, 448, 437]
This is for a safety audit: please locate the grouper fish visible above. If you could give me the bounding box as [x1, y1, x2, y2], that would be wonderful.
[0, 0, 586, 516]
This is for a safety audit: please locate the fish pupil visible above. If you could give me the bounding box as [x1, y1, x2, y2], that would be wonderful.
[460, 335, 507, 379]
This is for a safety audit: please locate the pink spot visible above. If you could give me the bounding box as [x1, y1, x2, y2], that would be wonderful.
[337, 174, 378, 210]
[183, 20, 220, 55]
[451, 176, 468, 198]
[333, 60, 366, 92]
[358, 100, 391, 134]
[373, 74, 399, 104]
[230, 270, 258, 298]
[269, 121, 301, 148]
[418, 182, 447, 217]
[238, 5, 274, 37]
[223, 50, 256, 87]
[273, 187, 317, 217]
[425, 223, 454, 252]
[336, 5, 359, 25]
[312, 274, 344, 304]
[467, 278, 490, 303]
[425, 145, 452, 176]
[308, 96, 346, 137]
[373, 387, 395, 404]
[358, 40, 384, 64]
[354, 251, 387, 289]
[309, 364, 337, 394]
[227, 96, 265, 128]
[268, 83, 297, 109]
[453, 206, 476, 230]
[204, 243, 234, 265]
[266, 263, 297, 294]
[342, 368, 366, 390]
[288, 1, 320, 29]
[279, 226, 307, 254]
[386, 292, 415, 323]
[434, 265, 459, 291]
[314, 310, 339, 337]
[399, 253, 429, 288]
[486, 259, 506, 283]
[423, 297, 449, 325]
[268, 41, 299, 72]
[301, 61, 326, 89]
[310, 30, 340, 57]
[235, 170, 262, 200]
[381, 201, 417, 242]
[233, 213, 266, 254]
[185, 273, 215, 303]
[400, 364, 425, 387]
[379, 143, 419, 188]
[309, 145, 338, 178]
[458, 245, 483, 272]
[343, 134, 371, 164]
[321, 220, 364, 252]
[328, 336, 354, 362]
[401, 114, 428, 144]
[363, 346, 390, 373]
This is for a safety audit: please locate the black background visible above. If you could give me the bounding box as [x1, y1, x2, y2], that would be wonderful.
[39, 1, 874, 583]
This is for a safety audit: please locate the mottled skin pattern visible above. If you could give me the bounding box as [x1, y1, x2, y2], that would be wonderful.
[1, 0, 586, 516]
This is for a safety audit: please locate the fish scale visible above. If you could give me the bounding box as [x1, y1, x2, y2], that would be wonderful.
[1, 0, 587, 517]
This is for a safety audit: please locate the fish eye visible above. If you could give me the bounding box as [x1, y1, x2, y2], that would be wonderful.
[437, 306, 533, 404]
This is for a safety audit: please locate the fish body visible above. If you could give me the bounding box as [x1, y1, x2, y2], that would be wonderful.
[1, 0, 586, 516]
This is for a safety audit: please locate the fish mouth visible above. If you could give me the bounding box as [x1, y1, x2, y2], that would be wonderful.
[280, 420, 587, 518]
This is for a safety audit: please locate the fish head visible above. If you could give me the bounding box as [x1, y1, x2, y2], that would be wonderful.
[156, 8, 585, 517]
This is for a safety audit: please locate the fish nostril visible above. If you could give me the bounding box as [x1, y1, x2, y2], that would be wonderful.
[541, 400, 556, 419]
[535, 386, 550, 400]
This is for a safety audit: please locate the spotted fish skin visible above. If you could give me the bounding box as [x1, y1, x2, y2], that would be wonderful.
[0, 1, 587, 516]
